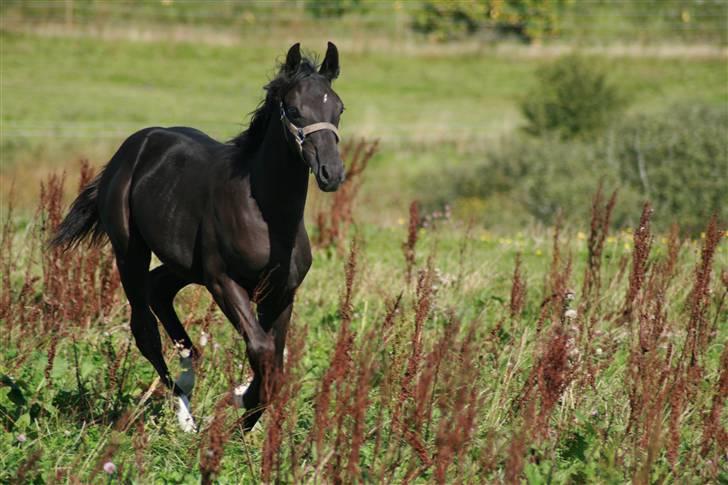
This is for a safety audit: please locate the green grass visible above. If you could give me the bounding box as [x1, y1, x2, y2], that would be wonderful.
[1, 195, 727, 482]
[2, 30, 726, 214]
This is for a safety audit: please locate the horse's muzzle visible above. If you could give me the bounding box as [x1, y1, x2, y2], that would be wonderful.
[316, 162, 345, 192]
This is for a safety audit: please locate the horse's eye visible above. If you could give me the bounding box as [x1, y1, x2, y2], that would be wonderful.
[340, 106, 345, 115]
[287, 106, 300, 118]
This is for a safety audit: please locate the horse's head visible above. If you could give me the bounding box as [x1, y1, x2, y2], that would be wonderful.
[279, 42, 345, 192]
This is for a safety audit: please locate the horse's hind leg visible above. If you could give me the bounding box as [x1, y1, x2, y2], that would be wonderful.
[113, 233, 196, 432]
[148, 266, 195, 357]
[148, 265, 197, 399]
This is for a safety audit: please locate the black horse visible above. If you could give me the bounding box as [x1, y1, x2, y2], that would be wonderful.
[51, 42, 345, 431]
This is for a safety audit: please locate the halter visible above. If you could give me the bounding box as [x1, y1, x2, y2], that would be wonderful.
[280, 102, 340, 155]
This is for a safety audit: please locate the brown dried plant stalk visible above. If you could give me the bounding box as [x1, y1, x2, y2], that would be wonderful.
[582, 183, 617, 305]
[311, 239, 358, 456]
[622, 202, 653, 324]
[314, 138, 378, 249]
[402, 200, 420, 283]
[510, 252, 527, 318]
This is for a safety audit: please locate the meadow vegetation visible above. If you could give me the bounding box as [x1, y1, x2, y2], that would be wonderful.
[1, 157, 726, 483]
[1, 3, 727, 483]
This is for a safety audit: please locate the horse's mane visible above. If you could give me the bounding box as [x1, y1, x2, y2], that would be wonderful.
[229, 54, 322, 155]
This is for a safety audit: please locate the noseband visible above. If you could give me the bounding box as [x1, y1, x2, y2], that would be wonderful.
[280, 102, 340, 155]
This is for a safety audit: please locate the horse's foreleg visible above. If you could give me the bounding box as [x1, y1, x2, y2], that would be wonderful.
[205, 275, 276, 428]
[237, 300, 293, 431]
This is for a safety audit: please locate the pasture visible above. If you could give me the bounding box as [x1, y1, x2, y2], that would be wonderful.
[2, 162, 727, 483]
[1, 5, 727, 484]
[1, 31, 726, 219]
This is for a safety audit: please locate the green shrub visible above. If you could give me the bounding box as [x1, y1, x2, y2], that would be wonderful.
[429, 135, 640, 229]
[521, 55, 626, 139]
[422, 102, 727, 235]
[611, 102, 728, 234]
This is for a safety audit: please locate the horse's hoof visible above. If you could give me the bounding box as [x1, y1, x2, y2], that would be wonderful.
[232, 379, 252, 409]
[177, 395, 197, 433]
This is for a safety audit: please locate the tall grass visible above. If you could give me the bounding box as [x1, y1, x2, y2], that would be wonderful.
[0, 161, 725, 482]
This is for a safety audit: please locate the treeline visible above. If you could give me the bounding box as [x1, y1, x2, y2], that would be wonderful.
[3, 0, 726, 45]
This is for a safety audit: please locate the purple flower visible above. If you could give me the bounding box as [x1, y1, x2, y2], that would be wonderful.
[103, 461, 117, 474]
[17, 433, 27, 443]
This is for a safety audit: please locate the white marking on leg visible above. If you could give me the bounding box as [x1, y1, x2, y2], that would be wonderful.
[177, 394, 197, 432]
[232, 377, 253, 409]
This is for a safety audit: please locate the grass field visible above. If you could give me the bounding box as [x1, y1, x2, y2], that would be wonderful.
[1, 166, 726, 482]
[2, 30, 727, 217]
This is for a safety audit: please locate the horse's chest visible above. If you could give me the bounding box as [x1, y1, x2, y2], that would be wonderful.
[220, 219, 310, 291]
[226, 218, 272, 273]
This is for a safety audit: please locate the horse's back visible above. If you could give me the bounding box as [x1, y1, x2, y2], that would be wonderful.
[99, 126, 232, 279]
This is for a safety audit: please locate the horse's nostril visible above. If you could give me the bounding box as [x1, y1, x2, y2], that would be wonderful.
[320, 165, 330, 182]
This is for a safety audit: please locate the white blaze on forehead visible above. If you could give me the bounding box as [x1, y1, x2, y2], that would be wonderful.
[323, 93, 328, 103]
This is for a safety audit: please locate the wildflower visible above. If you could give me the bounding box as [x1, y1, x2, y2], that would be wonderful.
[17, 433, 27, 443]
[199, 331, 208, 347]
[565, 309, 578, 320]
[577, 231, 586, 241]
[103, 461, 116, 474]
[397, 217, 405, 225]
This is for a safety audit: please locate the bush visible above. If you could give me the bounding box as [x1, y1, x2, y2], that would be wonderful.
[611, 103, 728, 234]
[422, 102, 727, 235]
[521, 55, 626, 139]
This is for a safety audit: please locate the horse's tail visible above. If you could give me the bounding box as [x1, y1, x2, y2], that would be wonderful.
[49, 171, 106, 251]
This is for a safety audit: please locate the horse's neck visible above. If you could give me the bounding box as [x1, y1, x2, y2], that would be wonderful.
[250, 115, 310, 224]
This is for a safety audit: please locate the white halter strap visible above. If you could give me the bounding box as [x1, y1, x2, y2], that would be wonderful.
[280, 102, 340, 153]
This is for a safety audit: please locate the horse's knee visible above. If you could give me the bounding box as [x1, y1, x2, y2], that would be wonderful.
[248, 335, 276, 366]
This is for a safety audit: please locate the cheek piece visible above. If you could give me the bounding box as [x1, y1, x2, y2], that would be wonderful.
[280, 102, 340, 156]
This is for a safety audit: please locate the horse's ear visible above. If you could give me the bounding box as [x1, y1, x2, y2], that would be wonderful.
[285, 43, 301, 73]
[319, 41, 340, 81]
